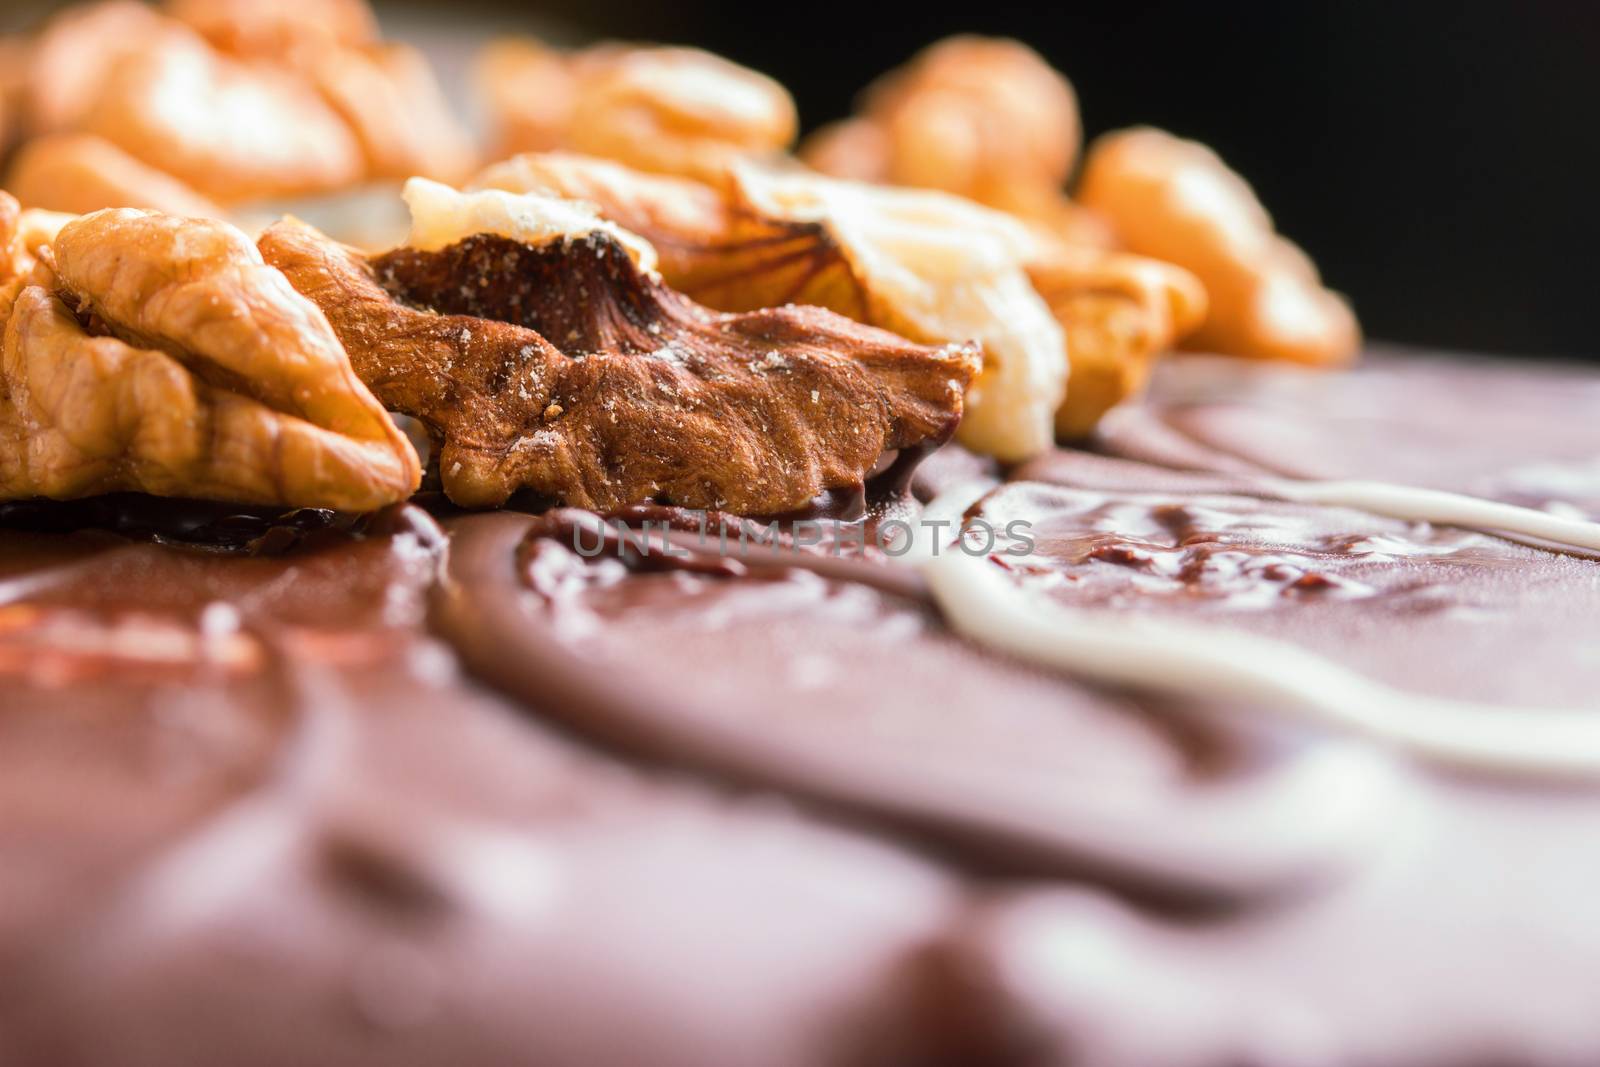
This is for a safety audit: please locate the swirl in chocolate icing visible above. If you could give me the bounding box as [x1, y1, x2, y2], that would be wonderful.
[429, 507, 1403, 908]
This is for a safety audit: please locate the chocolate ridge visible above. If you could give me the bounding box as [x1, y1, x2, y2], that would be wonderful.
[434, 510, 1399, 908]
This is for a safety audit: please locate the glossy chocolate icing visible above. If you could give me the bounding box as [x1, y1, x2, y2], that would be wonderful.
[0, 509, 978, 1067]
[5, 351, 1600, 1066]
[1096, 347, 1600, 515]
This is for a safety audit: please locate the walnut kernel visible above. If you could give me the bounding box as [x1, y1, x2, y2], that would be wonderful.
[1078, 127, 1359, 365]
[0, 205, 419, 508]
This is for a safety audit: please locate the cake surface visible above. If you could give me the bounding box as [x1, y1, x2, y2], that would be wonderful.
[0, 6, 1586, 1062]
[4, 349, 1600, 1067]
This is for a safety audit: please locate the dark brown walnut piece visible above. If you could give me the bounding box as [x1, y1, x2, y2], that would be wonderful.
[259, 218, 978, 513]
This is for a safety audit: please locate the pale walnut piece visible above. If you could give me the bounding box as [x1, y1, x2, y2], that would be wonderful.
[0, 208, 419, 509]
[476, 38, 796, 181]
[474, 38, 591, 158]
[79, 29, 363, 203]
[799, 36, 1111, 253]
[1078, 127, 1360, 366]
[257, 209, 978, 513]
[473, 153, 863, 316]
[302, 42, 477, 183]
[0, 192, 73, 324]
[1027, 246, 1208, 438]
[474, 154, 1066, 462]
[804, 36, 1079, 217]
[0, 36, 26, 155]
[5, 134, 225, 219]
[164, 0, 378, 64]
[22, 0, 187, 136]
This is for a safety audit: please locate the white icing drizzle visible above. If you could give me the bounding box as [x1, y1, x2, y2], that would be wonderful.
[912, 478, 1600, 781]
[1269, 478, 1600, 551]
[921, 547, 1600, 780]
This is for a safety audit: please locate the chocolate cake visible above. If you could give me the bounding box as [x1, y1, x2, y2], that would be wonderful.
[0, 4, 1590, 1063]
[4, 349, 1600, 1067]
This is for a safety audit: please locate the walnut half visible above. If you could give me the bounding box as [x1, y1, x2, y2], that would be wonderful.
[475, 38, 796, 182]
[802, 36, 1080, 217]
[1078, 127, 1359, 366]
[474, 154, 1067, 463]
[1027, 244, 1208, 438]
[259, 181, 979, 513]
[0, 202, 419, 509]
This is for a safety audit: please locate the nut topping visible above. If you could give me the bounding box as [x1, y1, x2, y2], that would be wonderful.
[802, 36, 1080, 218]
[1078, 127, 1359, 365]
[798, 35, 1116, 255]
[0, 194, 72, 323]
[6, 134, 225, 218]
[0, 204, 419, 508]
[1027, 244, 1208, 438]
[300, 41, 477, 184]
[475, 39, 796, 181]
[473, 153, 864, 317]
[79, 29, 364, 203]
[259, 183, 978, 513]
[474, 154, 1066, 462]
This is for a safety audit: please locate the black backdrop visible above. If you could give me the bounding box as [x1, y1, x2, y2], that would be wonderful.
[447, 0, 1600, 360]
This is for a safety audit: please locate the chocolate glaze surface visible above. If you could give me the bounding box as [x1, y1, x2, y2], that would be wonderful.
[1097, 347, 1600, 515]
[438, 510, 1396, 906]
[4, 352, 1600, 1066]
[0, 512, 984, 1067]
[978, 452, 1600, 705]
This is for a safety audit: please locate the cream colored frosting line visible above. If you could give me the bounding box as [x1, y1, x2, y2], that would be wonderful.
[909, 478, 1600, 781]
[920, 548, 1600, 781]
[1269, 478, 1600, 552]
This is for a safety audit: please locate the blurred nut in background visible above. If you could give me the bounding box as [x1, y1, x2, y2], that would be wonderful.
[1078, 127, 1359, 365]
[304, 42, 477, 183]
[7, 134, 224, 218]
[5, 0, 469, 218]
[24, 0, 187, 136]
[79, 29, 364, 203]
[1027, 246, 1207, 438]
[477, 40, 797, 181]
[800, 35, 1112, 255]
[808, 36, 1079, 215]
[163, 0, 378, 64]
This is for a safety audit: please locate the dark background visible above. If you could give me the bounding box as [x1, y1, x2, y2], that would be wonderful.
[426, 0, 1600, 360]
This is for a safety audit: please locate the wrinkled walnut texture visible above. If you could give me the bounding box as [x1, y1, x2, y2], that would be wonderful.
[259, 218, 978, 513]
[0, 204, 419, 508]
[472, 154, 1074, 462]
